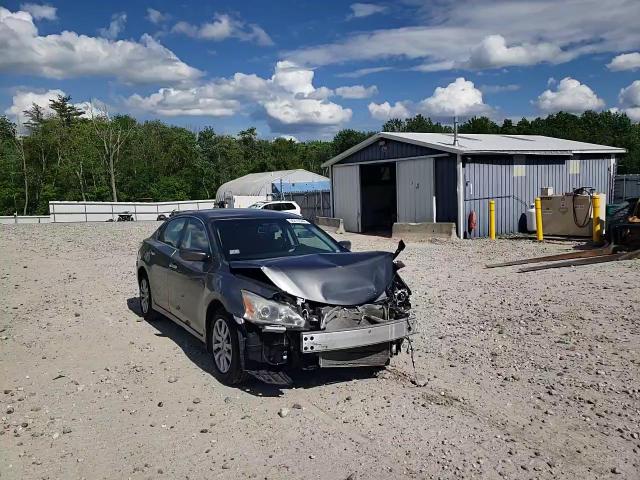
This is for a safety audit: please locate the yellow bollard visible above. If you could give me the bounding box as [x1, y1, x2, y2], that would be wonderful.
[534, 197, 544, 241]
[592, 194, 602, 243]
[489, 200, 496, 240]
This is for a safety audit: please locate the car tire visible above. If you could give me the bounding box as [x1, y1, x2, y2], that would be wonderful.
[209, 312, 247, 385]
[138, 274, 155, 321]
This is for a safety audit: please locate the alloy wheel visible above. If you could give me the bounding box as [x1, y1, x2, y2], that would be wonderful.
[212, 318, 233, 373]
[140, 278, 150, 314]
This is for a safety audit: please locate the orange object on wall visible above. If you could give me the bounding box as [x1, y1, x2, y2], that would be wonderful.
[468, 210, 477, 234]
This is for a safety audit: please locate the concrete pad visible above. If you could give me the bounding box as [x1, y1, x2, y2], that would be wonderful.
[316, 216, 345, 234]
[392, 222, 457, 241]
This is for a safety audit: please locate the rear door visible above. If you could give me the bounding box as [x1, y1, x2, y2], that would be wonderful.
[333, 164, 361, 232]
[169, 218, 212, 335]
[150, 217, 187, 311]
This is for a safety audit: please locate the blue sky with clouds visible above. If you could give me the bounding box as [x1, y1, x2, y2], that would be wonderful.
[1, 0, 640, 139]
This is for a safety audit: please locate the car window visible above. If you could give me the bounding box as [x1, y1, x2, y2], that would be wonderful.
[159, 218, 186, 248]
[262, 203, 276, 210]
[281, 203, 296, 210]
[214, 218, 341, 261]
[181, 219, 210, 252]
[291, 223, 337, 252]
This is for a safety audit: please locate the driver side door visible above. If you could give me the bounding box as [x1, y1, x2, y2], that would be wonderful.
[169, 218, 213, 336]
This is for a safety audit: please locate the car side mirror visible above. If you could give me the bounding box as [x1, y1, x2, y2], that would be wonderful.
[179, 248, 209, 262]
[338, 240, 351, 251]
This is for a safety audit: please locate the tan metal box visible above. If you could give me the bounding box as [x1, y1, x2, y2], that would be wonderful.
[540, 193, 606, 237]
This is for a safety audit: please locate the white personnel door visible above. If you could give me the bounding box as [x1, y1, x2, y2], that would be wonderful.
[332, 164, 361, 232]
[397, 158, 435, 223]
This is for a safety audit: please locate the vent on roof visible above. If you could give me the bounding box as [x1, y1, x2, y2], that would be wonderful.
[453, 116, 459, 146]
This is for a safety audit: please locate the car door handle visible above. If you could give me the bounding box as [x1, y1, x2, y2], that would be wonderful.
[169, 263, 177, 270]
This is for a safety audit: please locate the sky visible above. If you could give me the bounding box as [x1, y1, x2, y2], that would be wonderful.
[1, 0, 640, 140]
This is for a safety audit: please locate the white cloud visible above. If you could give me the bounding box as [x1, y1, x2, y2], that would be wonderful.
[618, 80, 640, 121]
[277, 134, 299, 142]
[4, 89, 99, 122]
[0, 7, 202, 84]
[479, 84, 520, 94]
[285, 0, 640, 70]
[467, 34, 571, 69]
[171, 13, 273, 46]
[335, 85, 378, 99]
[5, 88, 64, 118]
[419, 77, 491, 117]
[412, 60, 456, 72]
[19, 3, 56, 21]
[368, 77, 492, 121]
[335, 66, 391, 78]
[349, 3, 387, 18]
[146, 8, 170, 25]
[607, 52, 640, 71]
[126, 61, 352, 133]
[99, 12, 126, 40]
[368, 101, 410, 120]
[535, 77, 605, 114]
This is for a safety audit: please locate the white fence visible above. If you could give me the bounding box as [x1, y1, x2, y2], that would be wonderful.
[0, 215, 51, 225]
[49, 200, 217, 222]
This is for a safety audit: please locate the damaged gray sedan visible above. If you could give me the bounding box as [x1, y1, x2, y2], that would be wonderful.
[136, 209, 415, 385]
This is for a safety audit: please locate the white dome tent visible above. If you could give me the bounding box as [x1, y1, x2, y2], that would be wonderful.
[215, 169, 329, 208]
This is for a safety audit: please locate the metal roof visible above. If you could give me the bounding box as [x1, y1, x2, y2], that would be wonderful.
[215, 169, 329, 200]
[322, 132, 626, 167]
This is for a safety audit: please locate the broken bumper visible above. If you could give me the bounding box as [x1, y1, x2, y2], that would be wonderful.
[300, 317, 415, 353]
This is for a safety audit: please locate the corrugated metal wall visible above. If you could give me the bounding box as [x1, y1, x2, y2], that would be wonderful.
[396, 158, 435, 222]
[336, 139, 441, 164]
[332, 165, 361, 232]
[464, 155, 611, 237]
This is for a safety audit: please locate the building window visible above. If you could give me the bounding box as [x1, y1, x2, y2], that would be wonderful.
[569, 159, 580, 175]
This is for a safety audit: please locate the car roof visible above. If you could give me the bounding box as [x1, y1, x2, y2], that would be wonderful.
[171, 208, 301, 220]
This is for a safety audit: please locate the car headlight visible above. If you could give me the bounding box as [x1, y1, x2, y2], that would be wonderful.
[241, 290, 307, 329]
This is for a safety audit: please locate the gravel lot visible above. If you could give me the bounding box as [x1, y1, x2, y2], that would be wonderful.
[1, 222, 639, 479]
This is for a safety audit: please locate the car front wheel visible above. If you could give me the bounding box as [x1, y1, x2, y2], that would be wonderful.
[209, 313, 246, 385]
[139, 275, 155, 321]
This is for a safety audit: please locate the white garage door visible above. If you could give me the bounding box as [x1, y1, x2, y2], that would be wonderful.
[332, 164, 361, 232]
[397, 158, 435, 223]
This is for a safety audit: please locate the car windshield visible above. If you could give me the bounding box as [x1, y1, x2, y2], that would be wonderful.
[248, 203, 265, 209]
[214, 218, 342, 261]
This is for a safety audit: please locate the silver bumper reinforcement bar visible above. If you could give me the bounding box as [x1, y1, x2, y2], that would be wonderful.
[301, 318, 415, 353]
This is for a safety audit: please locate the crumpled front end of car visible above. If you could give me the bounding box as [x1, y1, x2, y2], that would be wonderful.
[233, 242, 416, 371]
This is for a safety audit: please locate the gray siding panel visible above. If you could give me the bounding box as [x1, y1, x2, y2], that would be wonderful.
[333, 165, 361, 232]
[337, 139, 441, 164]
[464, 155, 610, 237]
[397, 158, 435, 223]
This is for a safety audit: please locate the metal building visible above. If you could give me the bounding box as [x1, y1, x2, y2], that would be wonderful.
[322, 132, 625, 238]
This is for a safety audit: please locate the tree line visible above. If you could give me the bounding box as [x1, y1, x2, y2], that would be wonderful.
[1, 94, 638, 216]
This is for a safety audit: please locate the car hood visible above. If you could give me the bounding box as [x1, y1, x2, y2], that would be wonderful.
[229, 251, 394, 305]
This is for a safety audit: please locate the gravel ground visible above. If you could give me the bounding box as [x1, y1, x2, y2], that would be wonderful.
[1, 222, 639, 479]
